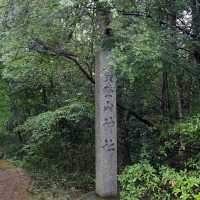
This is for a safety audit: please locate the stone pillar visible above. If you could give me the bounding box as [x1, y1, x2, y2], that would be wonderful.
[95, 49, 117, 198]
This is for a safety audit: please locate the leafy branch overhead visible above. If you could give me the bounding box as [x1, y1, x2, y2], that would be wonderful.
[29, 38, 95, 84]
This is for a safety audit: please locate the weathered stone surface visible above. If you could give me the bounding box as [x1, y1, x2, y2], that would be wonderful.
[79, 192, 119, 200]
[95, 50, 117, 197]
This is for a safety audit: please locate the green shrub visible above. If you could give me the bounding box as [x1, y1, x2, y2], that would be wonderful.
[119, 162, 160, 200]
[119, 162, 200, 200]
[15, 100, 95, 174]
[159, 114, 200, 168]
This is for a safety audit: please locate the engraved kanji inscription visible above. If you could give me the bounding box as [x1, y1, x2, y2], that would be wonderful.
[103, 85, 114, 98]
[102, 138, 115, 152]
[103, 116, 115, 128]
[104, 72, 114, 83]
[104, 100, 114, 112]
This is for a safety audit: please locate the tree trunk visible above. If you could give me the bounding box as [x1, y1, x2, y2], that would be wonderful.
[161, 71, 170, 122]
[117, 110, 131, 171]
[168, 0, 183, 121]
[192, 0, 200, 64]
[168, 0, 184, 167]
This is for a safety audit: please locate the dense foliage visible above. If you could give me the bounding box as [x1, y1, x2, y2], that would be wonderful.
[15, 101, 94, 173]
[119, 162, 200, 200]
[0, 0, 200, 198]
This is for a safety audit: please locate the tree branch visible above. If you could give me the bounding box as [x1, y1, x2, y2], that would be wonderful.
[29, 38, 95, 84]
[120, 10, 194, 38]
[29, 38, 156, 129]
[117, 103, 156, 129]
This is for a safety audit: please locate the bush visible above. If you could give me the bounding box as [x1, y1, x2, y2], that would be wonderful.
[15, 100, 95, 175]
[159, 114, 200, 168]
[119, 162, 200, 200]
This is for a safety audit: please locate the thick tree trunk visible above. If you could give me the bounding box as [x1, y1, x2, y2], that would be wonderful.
[161, 71, 170, 122]
[168, 0, 183, 121]
[168, 0, 184, 167]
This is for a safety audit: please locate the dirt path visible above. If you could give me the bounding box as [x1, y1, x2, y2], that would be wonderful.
[0, 160, 29, 200]
[0, 160, 86, 200]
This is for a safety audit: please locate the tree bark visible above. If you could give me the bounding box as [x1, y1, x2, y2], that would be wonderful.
[192, 0, 200, 64]
[168, 0, 184, 167]
[117, 110, 131, 171]
[161, 71, 170, 122]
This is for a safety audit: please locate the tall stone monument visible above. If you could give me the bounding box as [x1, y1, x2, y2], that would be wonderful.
[95, 7, 118, 198]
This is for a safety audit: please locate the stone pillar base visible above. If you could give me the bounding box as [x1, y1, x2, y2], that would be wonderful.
[79, 192, 119, 200]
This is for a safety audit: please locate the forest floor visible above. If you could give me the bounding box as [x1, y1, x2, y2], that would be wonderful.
[0, 160, 84, 200]
[0, 160, 29, 200]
